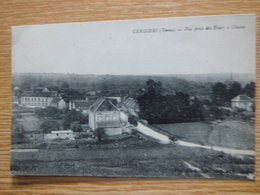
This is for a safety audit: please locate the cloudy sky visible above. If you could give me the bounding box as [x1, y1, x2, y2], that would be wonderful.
[12, 14, 255, 75]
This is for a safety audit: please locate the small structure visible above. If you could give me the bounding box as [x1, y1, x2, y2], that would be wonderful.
[44, 130, 75, 141]
[89, 97, 122, 136]
[50, 98, 67, 110]
[122, 97, 140, 117]
[69, 99, 96, 115]
[13, 86, 20, 91]
[231, 95, 254, 111]
[12, 96, 19, 105]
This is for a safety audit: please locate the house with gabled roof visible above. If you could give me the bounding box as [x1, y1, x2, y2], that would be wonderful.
[50, 98, 67, 110]
[69, 99, 96, 115]
[231, 95, 254, 111]
[89, 97, 122, 135]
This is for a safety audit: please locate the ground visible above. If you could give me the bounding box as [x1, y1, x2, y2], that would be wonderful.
[11, 134, 255, 179]
[10, 113, 255, 179]
[156, 120, 255, 150]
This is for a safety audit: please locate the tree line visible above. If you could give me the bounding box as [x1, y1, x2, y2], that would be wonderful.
[137, 79, 255, 125]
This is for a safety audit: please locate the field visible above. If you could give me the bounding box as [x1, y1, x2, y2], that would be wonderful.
[11, 133, 255, 179]
[156, 120, 255, 150]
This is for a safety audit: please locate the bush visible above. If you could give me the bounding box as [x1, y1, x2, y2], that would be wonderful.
[40, 120, 60, 134]
[128, 115, 138, 126]
[209, 106, 223, 120]
[70, 121, 83, 132]
[94, 128, 106, 141]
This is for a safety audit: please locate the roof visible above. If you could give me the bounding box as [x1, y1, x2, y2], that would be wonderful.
[13, 86, 20, 91]
[89, 97, 119, 112]
[107, 90, 122, 97]
[96, 121, 122, 128]
[123, 97, 139, 110]
[71, 100, 96, 110]
[42, 87, 50, 92]
[231, 95, 254, 102]
[21, 91, 58, 97]
[50, 98, 64, 104]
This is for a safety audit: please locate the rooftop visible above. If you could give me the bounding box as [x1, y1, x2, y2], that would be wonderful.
[231, 95, 254, 102]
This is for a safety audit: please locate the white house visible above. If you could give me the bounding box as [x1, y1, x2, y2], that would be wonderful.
[231, 95, 254, 111]
[89, 97, 122, 135]
[50, 98, 67, 110]
[44, 130, 75, 141]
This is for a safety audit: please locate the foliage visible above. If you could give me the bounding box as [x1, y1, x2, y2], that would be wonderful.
[243, 82, 255, 98]
[212, 81, 255, 107]
[62, 82, 69, 88]
[40, 120, 60, 134]
[209, 106, 223, 120]
[94, 128, 106, 141]
[228, 82, 242, 100]
[62, 110, 88, 129]
[128, 115, 138, 126]
[212, 82, 229, 106]
[20, 81, 32, 91]
[70, 121, 83, 132]
[35, 107, 63, 120]
[137, 79, 204, 124]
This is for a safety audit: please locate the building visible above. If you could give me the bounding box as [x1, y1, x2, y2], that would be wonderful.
[44, 130, 75, 141]
[122, 97, 140, 117]
[69, 99, 96, 115]
[49, 98, 67, 110]
[89, 97, 122, 135]
[20, 88, 60, 107]
[231, 95, 254, 111]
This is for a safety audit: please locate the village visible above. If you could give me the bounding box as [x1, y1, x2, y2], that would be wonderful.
[11, 74, 256, 178]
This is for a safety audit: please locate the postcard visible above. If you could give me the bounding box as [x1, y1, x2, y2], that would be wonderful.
[11, 14, 256, 179]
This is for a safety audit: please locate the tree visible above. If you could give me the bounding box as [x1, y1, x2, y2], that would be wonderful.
[137, 80, 202, 124]
[40, 120, 60, 134]
[128, 115, 138, 126]
[62, 110, 88, 129]
[243, 82, 255, 98]
[70, 121, 83, 132]
[20, 81, 31, 91]
[94, 128, 106, 141]
[228, 82, 241, 101]
[212, 82, 228, 106]
[62, 82, 69, 89]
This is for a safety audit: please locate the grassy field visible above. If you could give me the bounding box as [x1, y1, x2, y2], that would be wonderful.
[10, 135, 255, 179]
[156, 119, 255, 150]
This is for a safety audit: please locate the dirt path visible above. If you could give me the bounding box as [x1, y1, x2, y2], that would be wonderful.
[177, 140, 255, 156]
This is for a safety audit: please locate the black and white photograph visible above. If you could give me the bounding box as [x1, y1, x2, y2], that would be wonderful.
[11, 14, 256, 179]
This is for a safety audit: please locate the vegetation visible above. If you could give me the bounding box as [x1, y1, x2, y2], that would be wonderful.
[137, 79, 204, 124]
[94, 128, 106, 141]
[40, 120, 60, 134]
[128, 115, 138, 126]
[62, 110, 88, 129]
[211, 81, 255, 106]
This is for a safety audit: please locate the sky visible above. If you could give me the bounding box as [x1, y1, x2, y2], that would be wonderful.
[12, 14, 256, 75]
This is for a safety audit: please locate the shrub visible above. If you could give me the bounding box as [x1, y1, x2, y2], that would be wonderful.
[40, 120, 60, 134]
[128, 115, 138, 126]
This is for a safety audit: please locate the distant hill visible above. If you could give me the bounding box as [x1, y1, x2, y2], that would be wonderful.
[171, 73, 255, 86]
